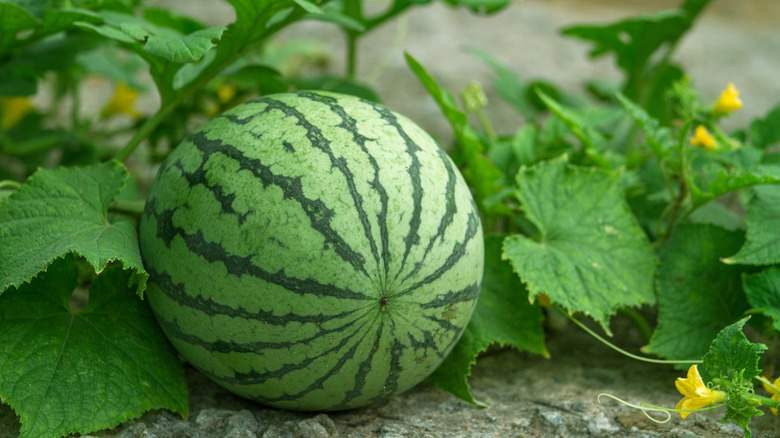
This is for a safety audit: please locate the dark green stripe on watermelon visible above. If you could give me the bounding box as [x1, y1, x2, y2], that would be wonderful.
[139, 90, 484, 411]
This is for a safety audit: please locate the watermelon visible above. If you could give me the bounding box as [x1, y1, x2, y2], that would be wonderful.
[139, 90, 484, 411]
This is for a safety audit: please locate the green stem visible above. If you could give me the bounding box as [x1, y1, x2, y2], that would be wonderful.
[476, 108, 497, 146]
[3, 133, 67, 156]
[617, 307, 653, 343]
[562, 307, 702, 365]
[657, 120, 693, 244]
[114, 6, 308, 163]
[109, 199, 147, 216]
[343, 0, 363, 78]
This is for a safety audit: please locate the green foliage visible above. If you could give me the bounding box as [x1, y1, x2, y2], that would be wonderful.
[647, 223, 749, 363]
[0, 161, 146, 295]
[701, 318, 767, 436]
[426, 236, 547, 405]
[2, 0, 780, 435]
[405, 0, 780, 430]
[503, 158, 655, 330]
[743, 267, 780, 331]
[0, 255, 187, 438]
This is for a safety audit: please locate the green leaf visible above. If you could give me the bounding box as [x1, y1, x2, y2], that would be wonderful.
[502, 158, 656, 330]
[536, 90, 610, 168]
[428, 235, 547, 405]
[701, 317, 765, 386]
[700, 317, 766, 435]
[466, 46, 535, 120]
[0, 161, 147, 296]
[302, 4, 365, 32]
[724, 185, 780, 265]
[405, 52, 468, 134]
[690, 165, 780, 207]
[0, 2, 40, 53]
[143, 7, 207, 34]
[647, 223, 749, 363]
[743, 266, 780, 332]
[441, 0, 510, 14]
[616, 92, 674, 158]
[749, 102, 780, 149]
[292, 0, 322, 13]
[41, 8, 102, 35]
[561, 1, 708, 78]
[405, 52, 504, 212]
[74, 20, 135, 43]
[143, 25, 226, 64]
[0, 255, 188, 438]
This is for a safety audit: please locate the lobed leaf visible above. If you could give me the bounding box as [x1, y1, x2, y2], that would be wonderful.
[700, 317, 766, 434]
[0, 255, 188, 438]
[647, 223, 749, 364]
[701, 318, 766, 384]
[502, 157, 656, 330]
[427, 235, 547, 405]
[0, 160, 147, 296]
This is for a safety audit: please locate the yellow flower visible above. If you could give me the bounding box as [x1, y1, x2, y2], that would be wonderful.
[675, 365, 727, 419]
[102, 82, 141, 120]
[761, 376, 780, 415]
[714, 82, 742, 114]
[1, 96, 34, 131]
[217, 83, 237, 104]
[690, 125, 716, 150]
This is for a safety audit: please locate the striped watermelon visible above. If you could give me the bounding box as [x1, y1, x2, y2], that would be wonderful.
[139, 90, 484, 411]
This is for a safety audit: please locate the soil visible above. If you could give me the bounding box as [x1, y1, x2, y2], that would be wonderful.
[2, 313, 778, 437]
[3, 1, 780, 437]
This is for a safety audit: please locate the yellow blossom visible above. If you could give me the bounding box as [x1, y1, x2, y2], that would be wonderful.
[714, 82, 742, 114]
[102, 82, 141, 120]
[217, 83, 237, 104]
[675, 365, 727, 419]
[690, 125, 716, 150]
[761, 376, 780, 415]
[1, 96, 34, 131]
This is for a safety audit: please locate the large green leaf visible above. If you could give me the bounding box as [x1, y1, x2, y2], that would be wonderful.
[0, 255, 188, 438]
[743, 266, 780, 332]
[502, 158, 656, 330]
[0, 161, 147, 295]
[427, 235, 547, 405]
[724, 185, 780, 265]
[647, 223, 748, 363]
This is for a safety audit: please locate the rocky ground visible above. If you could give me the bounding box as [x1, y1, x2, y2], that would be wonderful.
[2, 1, 780, 437]
[3, 312, 779, 437]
